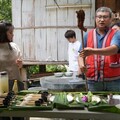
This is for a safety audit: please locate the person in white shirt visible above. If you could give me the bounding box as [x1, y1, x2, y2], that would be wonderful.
[64, 30, 81, 77]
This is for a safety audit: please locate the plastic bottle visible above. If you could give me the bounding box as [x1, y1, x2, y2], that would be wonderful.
[12, 80, 18, 94]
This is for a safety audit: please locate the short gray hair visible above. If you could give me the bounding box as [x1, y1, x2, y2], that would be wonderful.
[96, 7, 113, 18]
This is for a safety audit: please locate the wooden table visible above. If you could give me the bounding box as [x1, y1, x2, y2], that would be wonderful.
[0, 108, 120, 120]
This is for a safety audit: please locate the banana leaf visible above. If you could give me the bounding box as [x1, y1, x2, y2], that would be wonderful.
[10, 105, 53, 111]
[88, 104, 120, 114]
[17, 90, 39, 95]
[15, 91, 120, 112]
[53, 92, 69, 107]
[0, 108, 8, 113]
[10, 93, 53, 111]
[87, 92, 120, 114]
[53, 92, 84, 109]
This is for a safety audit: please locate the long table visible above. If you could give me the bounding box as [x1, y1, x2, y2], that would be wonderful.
[0, 108, 120, 120]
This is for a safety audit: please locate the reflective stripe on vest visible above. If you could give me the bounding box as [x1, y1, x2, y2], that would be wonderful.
[95, 29, 112, 80]
[93, 29, 98, 80]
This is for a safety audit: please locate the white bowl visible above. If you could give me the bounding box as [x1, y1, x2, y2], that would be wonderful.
[65, 72, 73, 77]
[54, 72, 63, 77]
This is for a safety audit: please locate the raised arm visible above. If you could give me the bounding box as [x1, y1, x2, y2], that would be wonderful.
[80, 45, 119, 57]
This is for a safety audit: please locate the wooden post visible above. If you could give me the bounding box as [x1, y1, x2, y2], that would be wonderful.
[20, 67, 28, 90]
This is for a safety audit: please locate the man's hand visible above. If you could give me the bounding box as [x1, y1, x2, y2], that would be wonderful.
[80, 65, 87, 73]
[16, 59, 23, 68]
[80, 47, 93, 57]
[80, 45, 119, 57]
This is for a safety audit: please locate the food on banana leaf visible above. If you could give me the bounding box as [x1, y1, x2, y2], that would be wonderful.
[0, 93, 7, 98]
[18, 101, 27, 106]
[76, 92, 88, 102]
[76, 96, 79, 103]
[35, 100, 41, 106]
[0, 98, 4, 105]
[24, 94, 41, 98]
[48, 95, 55, 102]
[81, 96, 88, 102]
[91, 95, 101, 103]
[41, 91, 49, 97]
[108, 95, 120, 105]
[115, 104, 120, 109]
[2, 91, 15, 107]
[76, 92, 102, 106]
[112, 95, 120, 99]
[25, 101, 35, 106]
[48, 93, 74, 103]
[25, 94, 34, 97]
[67, 93, 74, 103]
[76, 92, 84, 103]
[41, 95, 47, 102]
[24, 95, 32, 101]
[15, 93, 50, 107]
[87, 91, 93, 102]
[35, 99, 44, 106]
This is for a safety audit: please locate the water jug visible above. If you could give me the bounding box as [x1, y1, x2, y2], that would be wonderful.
[0, 71, 9, 95]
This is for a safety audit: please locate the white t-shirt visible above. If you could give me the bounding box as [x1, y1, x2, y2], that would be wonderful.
[68, 40, 80, 72]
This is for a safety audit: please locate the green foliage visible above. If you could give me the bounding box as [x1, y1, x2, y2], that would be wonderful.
[27, 65, 67, 78]
[46, 65, 57, 72]
[0, 0, 12, 22]
[27, 65, 39, 75]
[46, 65, 67, 72]
[27, 65, 39, 78]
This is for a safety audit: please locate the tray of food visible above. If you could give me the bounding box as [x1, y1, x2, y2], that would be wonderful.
[48, 91, 120, 112]
[48, 91, 108, 110]
[7, 90, 120, 113]
[87, 92, 120, 114]
[10, 91, 53, 110]
[49, 92, 84, 109]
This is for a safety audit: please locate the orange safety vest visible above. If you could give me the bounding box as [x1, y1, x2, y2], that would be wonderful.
[86, 29, 120, 81]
